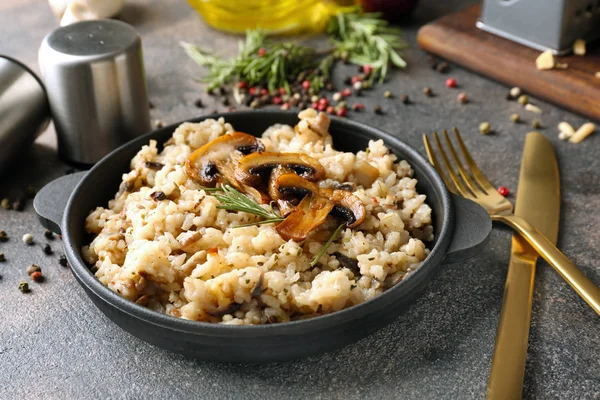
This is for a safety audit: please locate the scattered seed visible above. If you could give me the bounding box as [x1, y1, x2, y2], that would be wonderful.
[525, 103, 542, 114]
[44, 229, 54, 240]
[351, 103, 364, 111]
[479, 122, 491, 135]
[343, 76, 352, 85]
[373, 104, 383, 114]
[457, 92, 468, 103]
[427, 55, 438, 69]
[510, 113, 521, 123]
[43, 244, 53, 255]
[437, 62, 449, 73]
[531, 119, 542, 129]
[31, 271, 44, 282]
[280, 102, 291, 110]
[361, 81, 371, 90]
[332, 92, 342, 102]
[26, 264, 41, 275]
[325, 82, 334, 91]
[154, 119, 164, 128]
[383, 90, 393, 98]
[445, 78, 457, 88]
[400, 94, 410, 104]
[498, 186, 509, 197]
[250, 100, 260, 109]
[0, 230, 7, 242]
[536, 50, 555, 70]
[12, 197, 25, 211]
[517, 95, 529, 105]
[336, 108, 347, 117]
[423, 87, 433, 97]
[193, 98, 204, 108]
[22, 233, 33, 245]
[0, 253, 5, 262]
[59, 255, 68, 267]
[509, 87, 521, 99]
[1, 198, 10, 210]
[19, 282, 30, 293]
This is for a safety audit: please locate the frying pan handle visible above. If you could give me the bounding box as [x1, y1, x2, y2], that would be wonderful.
[33, 171, 87, 234]
[442, 195, 492, 264]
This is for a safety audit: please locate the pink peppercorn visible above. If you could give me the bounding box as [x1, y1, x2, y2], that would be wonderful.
[272, 96, 283, 105]
[260, 88, 268, 96]
[311, 102, 319, 109]
[362, 65, 373, 75]
[257, 48, 267, 57]
[457, 92, 468, 103]
[336, 108, 347, 117]
[249, 87, 257, 95]
[446, 78, 457, 88]
[237, 81, 248, 89]
[341, 88, 352, 97]
[318, 97, 329, 107]
[317, 103, 327, 112]
[351, 76, 361, 85]
[302, 80, 311, 90]
[497, 186, 509, 196]
[326, 106, 335, 114]
[278, 87, 287, 95]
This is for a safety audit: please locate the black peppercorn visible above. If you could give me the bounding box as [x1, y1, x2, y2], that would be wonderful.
[44, 229, 54, 240]
[12, 197, 24, 211]
[59, 255, 68, 267]
[400, 94, 410, 104]
[0, 252, 5, 262]
[0, 230, 8, 242]
[43, 244, 53, 255]
[194, 98, 204, 108]
[423, 87, 433, 97]
[148, 101, 154, 109]
[437, 62, 449, 73]
[374, 104, 383, 114]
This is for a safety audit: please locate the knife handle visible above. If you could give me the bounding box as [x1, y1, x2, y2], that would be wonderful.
[495, 214, 600, 315]
[486, 237, 535, 400]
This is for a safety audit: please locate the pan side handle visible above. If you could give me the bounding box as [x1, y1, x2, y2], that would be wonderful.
[442, 195, 492, 264]
[33, 171, 87, 234]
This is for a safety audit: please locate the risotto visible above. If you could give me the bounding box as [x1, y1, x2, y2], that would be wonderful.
[83, 109, 434, 325]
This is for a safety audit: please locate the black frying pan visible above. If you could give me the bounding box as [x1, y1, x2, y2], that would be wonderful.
[34, 111, 491, 363]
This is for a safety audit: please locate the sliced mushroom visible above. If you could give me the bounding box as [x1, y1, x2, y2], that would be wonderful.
[206, 302, 242, 317]
[236, 152, 325, 186]
[276, 194, 334, 241]
[352, 160, 379, 188]
[274, 173, 320, 200]
[185, 132, 264, 186]
[217, 156, 270, 204]
[319, 188, 366, 228]
[332, 252, 360, 275]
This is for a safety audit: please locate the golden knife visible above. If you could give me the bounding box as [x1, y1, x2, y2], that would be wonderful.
[486, 132, 560, 400]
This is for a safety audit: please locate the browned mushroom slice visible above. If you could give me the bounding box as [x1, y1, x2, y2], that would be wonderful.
[352, 160, 379, 188]
[274, 173, 320, 200]
[185, 132, 264, 186]
[276, 194, 334, 242]
[206, 302, 242, 317]
[218, 157, 270, 204]
[236, 152, 326, 186]
[318, 188, 366, 228]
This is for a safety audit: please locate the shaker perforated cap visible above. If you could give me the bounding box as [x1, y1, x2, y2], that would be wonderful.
[39, 19, 151, 165]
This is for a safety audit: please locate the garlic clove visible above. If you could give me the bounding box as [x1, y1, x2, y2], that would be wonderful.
[48, 0, 70, 19]
[573, 39, 586, 56]
[59, 0, 126, 26]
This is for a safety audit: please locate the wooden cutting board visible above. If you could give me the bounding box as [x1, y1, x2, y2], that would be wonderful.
[417, 4, 600, 122]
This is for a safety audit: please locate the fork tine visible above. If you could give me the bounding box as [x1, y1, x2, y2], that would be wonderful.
[453, 128, 496, 193]
[442, 129, 480, 196]
[423, 134, 457, 194]
[432, 131, 476, 199]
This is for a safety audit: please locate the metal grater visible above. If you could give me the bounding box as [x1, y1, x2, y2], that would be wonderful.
[477, 0, 600, 55]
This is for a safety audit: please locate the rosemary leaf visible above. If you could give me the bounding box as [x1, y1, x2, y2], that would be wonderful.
[310, 224, 345, 267]
[215, 185, 283, 222]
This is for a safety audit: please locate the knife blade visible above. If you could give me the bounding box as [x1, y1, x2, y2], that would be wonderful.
[487, 132, 560, 400]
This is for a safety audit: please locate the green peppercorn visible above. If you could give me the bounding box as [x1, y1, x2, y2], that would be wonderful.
[510, 113, 521, 123]
[19, 281, 30, 293]
[532, 119, 542, 129]
[479, 122, 492, 135]
[384, 90, 392, 98]
[517, 95, 529, 105]
[0, 198, 10, 210]
[250, 100, 260, 109]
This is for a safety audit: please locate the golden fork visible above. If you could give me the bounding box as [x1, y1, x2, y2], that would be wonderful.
[422, 128, 600, 315]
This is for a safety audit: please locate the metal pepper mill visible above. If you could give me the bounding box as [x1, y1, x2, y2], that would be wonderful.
[39, 19, 151, 165]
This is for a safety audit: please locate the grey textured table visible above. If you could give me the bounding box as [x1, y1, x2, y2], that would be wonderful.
[1, 1, 599, 399]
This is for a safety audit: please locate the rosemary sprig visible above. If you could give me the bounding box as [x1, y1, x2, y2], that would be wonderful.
[214, 185, 284, 225]
[200, 187, 224, 192]
[182, 9, 407, 95]
[327, 9, 407, 84]
[310, 224, 345, 267]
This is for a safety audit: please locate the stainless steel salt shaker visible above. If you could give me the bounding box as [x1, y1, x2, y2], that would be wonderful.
[39, 19, 151, 165]
[0, 56, 50, 175]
